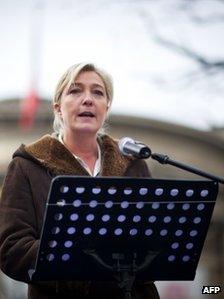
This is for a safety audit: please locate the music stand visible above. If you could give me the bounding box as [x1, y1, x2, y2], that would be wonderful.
[30, 176, 218, 298]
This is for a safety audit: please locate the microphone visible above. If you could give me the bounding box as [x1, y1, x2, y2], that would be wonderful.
[118, 137, 151, 159]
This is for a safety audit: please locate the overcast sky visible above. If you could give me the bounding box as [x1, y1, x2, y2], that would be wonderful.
[0, 0, 224, 130]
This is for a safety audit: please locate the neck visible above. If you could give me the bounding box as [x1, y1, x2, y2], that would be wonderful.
[62, 131, 98, 159]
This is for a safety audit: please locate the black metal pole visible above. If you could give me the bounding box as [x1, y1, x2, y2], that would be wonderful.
[151, 153, 224, 184]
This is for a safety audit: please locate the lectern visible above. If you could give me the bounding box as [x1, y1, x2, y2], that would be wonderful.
[30, 176, 218, 297]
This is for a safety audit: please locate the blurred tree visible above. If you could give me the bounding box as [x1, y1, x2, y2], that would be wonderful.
[113, 0, 224, 128]
[134, 0, 224, 89]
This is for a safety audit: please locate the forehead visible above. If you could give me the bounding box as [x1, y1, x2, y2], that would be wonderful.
[72, 71, 105, 88]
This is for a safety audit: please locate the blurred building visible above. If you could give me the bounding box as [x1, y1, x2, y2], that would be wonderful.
[0, 99, 224, 299]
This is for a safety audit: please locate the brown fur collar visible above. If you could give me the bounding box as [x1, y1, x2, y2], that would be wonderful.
[23, 134, 134, 176]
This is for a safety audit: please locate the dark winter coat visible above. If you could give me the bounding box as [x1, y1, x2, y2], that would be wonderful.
[0, 134, 160, 299]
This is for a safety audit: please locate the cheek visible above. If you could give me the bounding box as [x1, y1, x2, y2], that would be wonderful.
[99, 106, 108, 120]
[61, 100, 78, 114]
[99, 100, 109, 112]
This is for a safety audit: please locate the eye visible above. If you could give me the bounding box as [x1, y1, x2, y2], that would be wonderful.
[93, 90, 104, 96]
[69, 88, 81, 94]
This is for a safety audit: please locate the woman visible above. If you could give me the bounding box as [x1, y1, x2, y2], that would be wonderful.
[0, 63, 159, 299]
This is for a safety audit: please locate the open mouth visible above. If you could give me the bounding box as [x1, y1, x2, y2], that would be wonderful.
[78, 111, 95, 118]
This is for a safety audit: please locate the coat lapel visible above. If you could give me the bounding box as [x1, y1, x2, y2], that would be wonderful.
[99, 134, 133, 176]
[23, 134, 133, 177]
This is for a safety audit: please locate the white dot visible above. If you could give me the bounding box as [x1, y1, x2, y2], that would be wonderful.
[121, 201, 129, 209]
[148, 216, 156, 223]
[57, 199, 66, 207]
[164, 216, 171, 223]
[76, 187, 85, 194]
[167, 203, 175, 210]
[67, 227, 76, 234]
[136, 202, 144, 209]
[155, 188, 163, 196]
[117, 215, 126, 222]
[102, 214, 110, 222]
[133, 215, 141, 223]
[52, 227, 60, 234]
[92, 187, 101, 194]
[83, 227, 92, 235]
[99, 228, 107, 235]
[197, 203, 205, 211]
[152, 203, 160, 209]
[171, 242, 179, 249]
[183, 255, 190, 262]
[114, 228, 123, 235]
[182, 203, 190, 210]
[160, 229, 168, 236]
[62, 254, 70, 261]
[139, 188, 148, 195]
[89, 200, 98, 208]
[145, 229, 153, 236]
[186, 189, 194, 197]
[54, 213, 63, 221]
[49, 240, 57, 248]
[200, 190, 209, 197]
[168, 255, 175, 262]
[190, 230, 198, 237]
[193, 217, 201, 224]
[46, 254, 54, 262]
[86, 214, 95, 222]
[64, 241, 73, 248]
[179, 216, 187, 224]
[105, 201, 113, 208]
[60, 185, 69, 193]
[73, 199, 82, 207]
[186, 243, 194, 250]
[175, 229, 183, 237]
[124, 188, 132, 195]
[130, 228, 138, 236]
[70, 213, 79, 221]
[170, 189, 179, 196]
[108, 187, 117, 195]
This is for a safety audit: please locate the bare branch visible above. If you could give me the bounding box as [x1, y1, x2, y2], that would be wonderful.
[153, 36, 224, 71]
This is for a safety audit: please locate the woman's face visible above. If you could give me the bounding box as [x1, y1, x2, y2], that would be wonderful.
[55, 71, 108, 136]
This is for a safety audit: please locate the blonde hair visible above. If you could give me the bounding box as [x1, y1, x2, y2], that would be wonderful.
[53, 62, 113, 134]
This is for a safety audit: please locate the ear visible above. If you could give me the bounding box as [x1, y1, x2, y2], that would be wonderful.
[53, 103, 62, 116]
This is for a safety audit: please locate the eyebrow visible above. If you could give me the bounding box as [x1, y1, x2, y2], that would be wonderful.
[73, 82, 105, 90]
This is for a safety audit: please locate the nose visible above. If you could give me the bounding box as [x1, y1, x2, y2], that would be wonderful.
[82, 92, 93, 106]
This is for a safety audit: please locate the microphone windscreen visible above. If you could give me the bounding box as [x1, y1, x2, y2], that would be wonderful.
[118, 137, 135, 155]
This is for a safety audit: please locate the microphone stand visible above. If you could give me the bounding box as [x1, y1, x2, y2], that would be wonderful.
[151, 152, 224, 185]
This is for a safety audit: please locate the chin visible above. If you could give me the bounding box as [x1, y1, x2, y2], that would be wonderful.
[74, 126, 99, 135]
